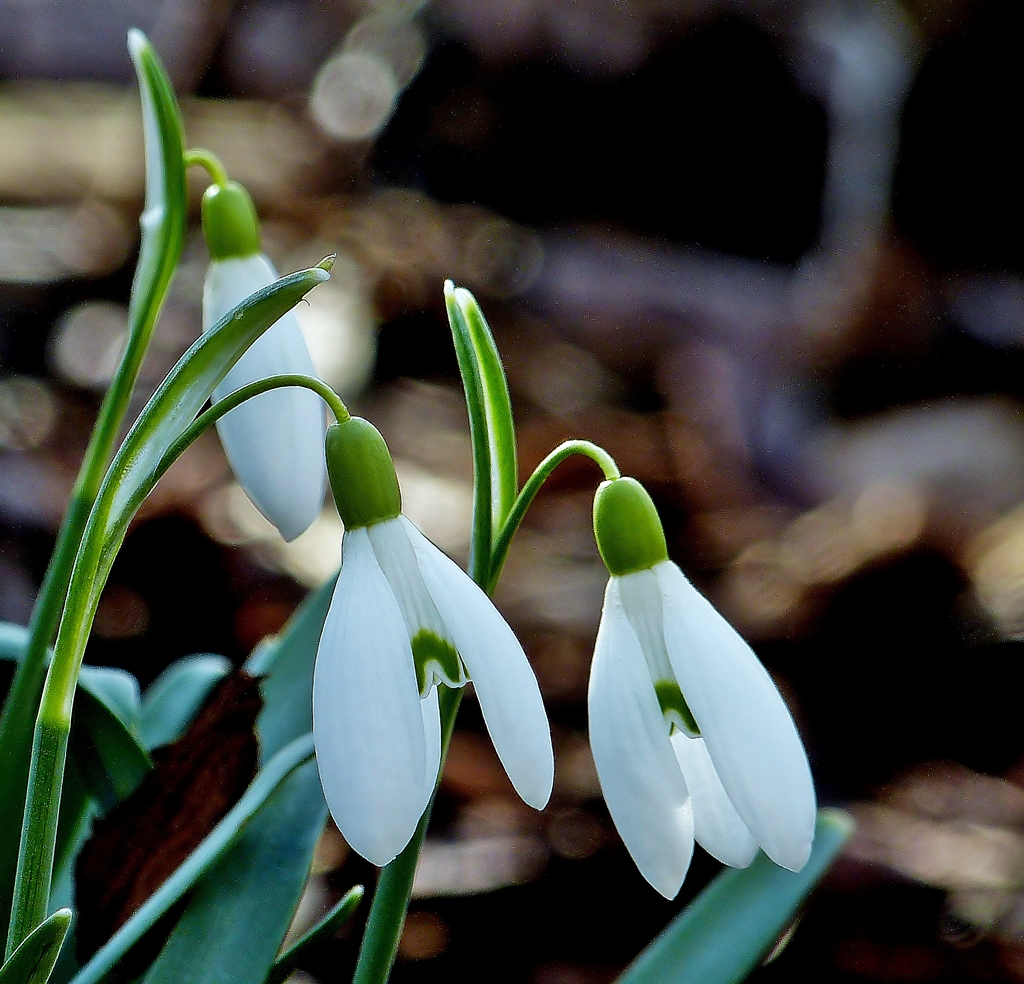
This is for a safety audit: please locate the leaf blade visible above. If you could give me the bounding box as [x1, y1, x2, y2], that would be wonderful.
[0, 908, 71, 984]
[617, 810, 853, 984]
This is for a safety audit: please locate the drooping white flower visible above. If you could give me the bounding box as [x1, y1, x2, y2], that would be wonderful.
[312, 416, 554, 866]
[201, 180, 326, 541]
[588, 477, 816, 898]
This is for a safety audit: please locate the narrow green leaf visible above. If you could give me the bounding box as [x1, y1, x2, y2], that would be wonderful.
[267, 885, 364, 984]
[68, 734, 314, 984]
[0, 908, 70, 984]
[0, 29, 186, 942]
[139, 655, 231, 751]
[444, 284, 495, 585]
[616, 810, 853, 984]
[446, 284, 518, 535]
[245, 577, 335, 763]
[140, 761, 328, 984]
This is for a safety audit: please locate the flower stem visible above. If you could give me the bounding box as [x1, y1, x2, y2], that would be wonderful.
[350, 686, 462, 984]
[487, 440, 620, 594]
[184, 147, 230, 187]
[162, 373, 349, 470]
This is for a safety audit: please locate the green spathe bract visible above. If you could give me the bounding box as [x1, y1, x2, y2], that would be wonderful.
[325, 418, 402, 529]
[593, 477, 669, 576]
[201, 181, 260, 260]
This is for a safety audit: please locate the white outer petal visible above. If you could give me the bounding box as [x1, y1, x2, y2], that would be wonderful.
[589, 579, 694, 899]
[420, 684, 442, 804]
[400, 517, 554, 810]
[657, 562, 816, 871]
[204, 254, 326, 541]
[312, 529, 432, 865]
[670, 733, 758, 868]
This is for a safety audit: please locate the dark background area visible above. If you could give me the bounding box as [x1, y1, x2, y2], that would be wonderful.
[7, 1, 1024, 981]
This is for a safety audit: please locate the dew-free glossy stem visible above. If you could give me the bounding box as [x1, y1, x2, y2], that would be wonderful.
[487, 440, 620, 594]
[351, 687, 462, 984]
[184, 147, 230, 187]
[166, 374, 349, 468]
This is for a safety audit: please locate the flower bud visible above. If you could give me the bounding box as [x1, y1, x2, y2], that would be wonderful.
[326, 417, 402, 529]
[201, 181, 260, 260]
[593, 477, 668, 576]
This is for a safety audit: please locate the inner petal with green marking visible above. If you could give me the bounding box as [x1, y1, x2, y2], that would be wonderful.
[412, 629, 467, 695]
[654, 678, 700, 737]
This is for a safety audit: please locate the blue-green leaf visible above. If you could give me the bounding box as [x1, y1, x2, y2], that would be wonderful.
[139, 655, 231, 751]
[131, 579, 340, 984]
[246, 578, 335, 763]
[0, 908, 71, 984]
[0, 624, 29, 662]
[140, 761, 327, 984]
[69, 734, 315, 984]
[617, 810, 853, 984]
[0, 640, 151, 806]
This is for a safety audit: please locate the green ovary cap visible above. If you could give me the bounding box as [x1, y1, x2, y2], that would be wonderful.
[326, 417, 402, 529]
[593, 477, 669, 576]
[201, 180, 261, 260]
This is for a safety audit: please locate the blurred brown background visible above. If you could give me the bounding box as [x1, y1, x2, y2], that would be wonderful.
[6, 0, 1024, 981]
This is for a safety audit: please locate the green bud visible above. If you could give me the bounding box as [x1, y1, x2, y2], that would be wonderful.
[201, 181, 260, 260]
[325, 417, 402, 529]
[593, 477, 669, 576]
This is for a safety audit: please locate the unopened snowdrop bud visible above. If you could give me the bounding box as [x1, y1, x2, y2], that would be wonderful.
[593, 477, 668, 575]
[325, 418, 401, 529]
[588, 477, 816, 898]
[202, 179, 326, 541]
[314, 417, 554, 866]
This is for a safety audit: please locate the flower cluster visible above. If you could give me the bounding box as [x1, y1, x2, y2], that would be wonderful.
[200, 180, 816, 891]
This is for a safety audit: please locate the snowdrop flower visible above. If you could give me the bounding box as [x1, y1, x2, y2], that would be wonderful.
[588, 478, 815, 898]
[201, 179, 325, 541]
[313, 415, 554, 865]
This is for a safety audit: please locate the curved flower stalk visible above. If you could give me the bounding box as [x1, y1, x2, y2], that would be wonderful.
[313, 416, 554, 865]
[201, 176, 326, 541]
[588, 478, 816, 898]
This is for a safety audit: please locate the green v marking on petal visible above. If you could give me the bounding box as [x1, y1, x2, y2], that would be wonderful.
[412, 629, 467, 695]
[655, 679, 700, 737]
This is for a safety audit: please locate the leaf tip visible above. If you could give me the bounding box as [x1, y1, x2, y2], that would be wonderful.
[127, 27, 149, 61]
[317, 254, 337, 274]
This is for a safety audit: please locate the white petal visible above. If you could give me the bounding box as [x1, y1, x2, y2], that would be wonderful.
[657, 562, 816, 871]
[204, 254, 326, 541]
[670, 733, 758, 868]
[312, 529, 431, 865]
[420, 683, 442, 804]
[400, 517, 554, 810]
[588, 579, 694, 898]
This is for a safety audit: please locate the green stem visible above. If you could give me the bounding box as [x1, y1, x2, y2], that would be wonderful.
[4, 721, 67, 957]
[0, 238, 182, 941]
[351, 687, 462, 984]
[487, 440, 619, 594]
[184, 147, 230, 187]
[162, 373, 349, 470]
